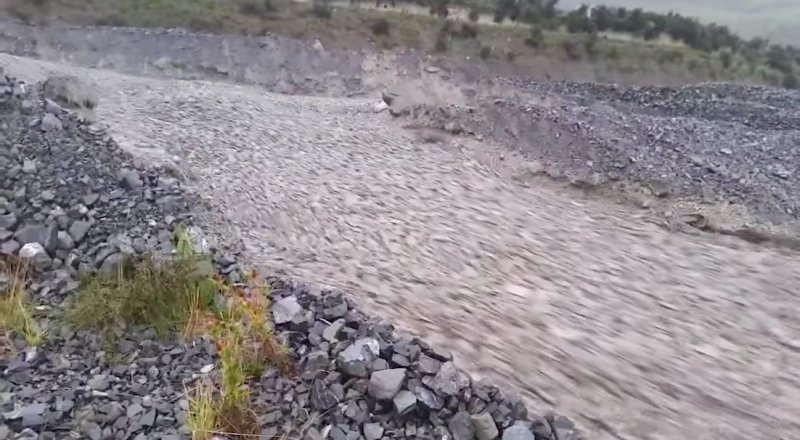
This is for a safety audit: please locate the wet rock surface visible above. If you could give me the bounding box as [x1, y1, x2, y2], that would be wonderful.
[0, 69, 580, 440]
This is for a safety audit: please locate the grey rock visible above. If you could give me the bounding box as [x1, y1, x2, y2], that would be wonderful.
[323, 318, 345, 342]
[44, 98, 62, 114]
[368, 368, 406, 400]
[14, 224, 58, 252]
[414, 385, 444, 410]
[393, 389, 417, 414]
[431, 361, 469, 396]
[1, 240, 20, 255]
[552, 416, 581, 440]
[471, 413, 499, 440]
[119, 169, 144, 189]
[449, 411, 476, 440]
[363, 423, 384, 440]
[501, 424, 535, 440]
[68, 221, 92, 243]
[272, 296, 303, 324]
[83, 193, 100, 206]
[40, 190, 56, 202]
[21, 159, 36, 173]
[0, 213, 16, 230]
[40, 113, 63, 131]
[417, 354, 442, 375]
[0, 230, 11, 241]
[338, 338, 380, 377]
[311, 380, 339, 410]
[88, 375, 110, 391]
[1, 402, 48, 420]
[303, 350, 330, 375]
[428, 345, 454, 362]
[57, 231, 75, 250]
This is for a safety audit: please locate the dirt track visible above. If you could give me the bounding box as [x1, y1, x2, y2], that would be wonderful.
[2, 33, 800, 440]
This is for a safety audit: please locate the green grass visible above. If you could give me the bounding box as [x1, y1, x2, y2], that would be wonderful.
[0, 258, 46, 351]
[185, 379, 219, 440]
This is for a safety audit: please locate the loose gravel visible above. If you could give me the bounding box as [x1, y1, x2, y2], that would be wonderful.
[2, 27, 800, 440]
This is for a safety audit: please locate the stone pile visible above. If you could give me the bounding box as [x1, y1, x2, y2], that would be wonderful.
[0, 68, 584, 440]
[260, 280, 584, 440]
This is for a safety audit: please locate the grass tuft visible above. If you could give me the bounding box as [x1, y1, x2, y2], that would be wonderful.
[66, 254, 215, 339]
[0, 257, 46, 351]
[186, 379, 219, 440]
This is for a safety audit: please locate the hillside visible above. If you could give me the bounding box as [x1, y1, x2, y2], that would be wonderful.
[0, 0, 795, 89]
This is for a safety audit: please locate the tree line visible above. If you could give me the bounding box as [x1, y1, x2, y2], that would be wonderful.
[424, 0, 799, 88]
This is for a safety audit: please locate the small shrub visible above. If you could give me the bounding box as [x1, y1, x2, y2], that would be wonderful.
[236, 0, 277, 16]
[310, 0, 332, 19]
[458, 23, 478, 39]
[468, 8, 480, 22]
[525, 26, 544, 48]
[719, 50, 733, 70]
[479, 45, 492, 59]
[433, 28, 449, 52]
[561, 40, 583, 61]
[371, 18, 391, 35]
[783, 72, 799, 89]
[584, 33, 600, 59]
[505, 50, 517, 62]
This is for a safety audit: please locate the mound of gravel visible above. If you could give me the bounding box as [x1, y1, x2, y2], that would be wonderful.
[0, 68, 582, 440]
[396, 78, 800, 226]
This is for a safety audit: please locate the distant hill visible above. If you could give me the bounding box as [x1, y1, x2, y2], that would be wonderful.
[557, 0, 800, 45]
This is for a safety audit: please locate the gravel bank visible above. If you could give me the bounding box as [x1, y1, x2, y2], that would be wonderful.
[0, 70, 581, 440]
[410, 78, 800, 228]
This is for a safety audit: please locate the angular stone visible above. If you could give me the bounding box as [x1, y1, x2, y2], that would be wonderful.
[417, 354, 442, 375]
[338, 338, 380, 377]
[450, 411, 476, 440]
[273, 296, 303, 325]
[1, 240, 20, 255]
[363, 423, 384, 440]
[552, 416, 581, 440]
[501, 424, 535, 440]
[68, 221, 92, 243]
[323, 318, 345, 342]
[14, 224, 58, 252]
[471, 413, 499, 440]
[57, 231, 75, 250]
[368, 368, 406, 400]
[431, 361, 469, 396]
[414, 385, 444, 410]
[40, 113, 63, 131]
[311, 380, 339, 410]
[0, 213, 16, 230]
[303, 350, 330, 375]
[393, 389, 417, 414]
